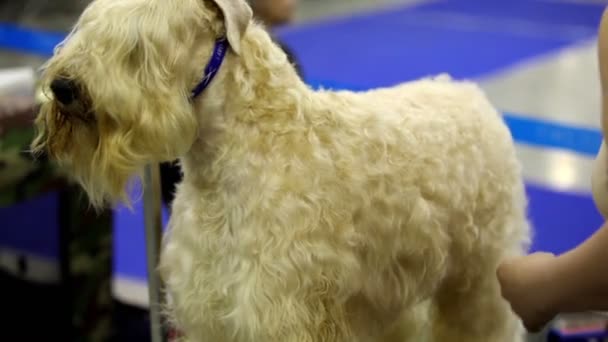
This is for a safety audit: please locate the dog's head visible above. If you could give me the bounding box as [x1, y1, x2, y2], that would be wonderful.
[31, 0, 252, 207]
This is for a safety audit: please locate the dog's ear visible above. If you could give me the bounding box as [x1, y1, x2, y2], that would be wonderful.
[211, 0, 252, 55]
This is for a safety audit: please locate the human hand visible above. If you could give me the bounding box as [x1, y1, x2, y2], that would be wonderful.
[497, 252, 560, 332]
[592, 142, 608, 218]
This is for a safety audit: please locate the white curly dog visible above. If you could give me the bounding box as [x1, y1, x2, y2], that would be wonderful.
[32, 0, 531, 341]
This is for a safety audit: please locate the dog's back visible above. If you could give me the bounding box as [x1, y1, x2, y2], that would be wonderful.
[304, 75, 530, 341]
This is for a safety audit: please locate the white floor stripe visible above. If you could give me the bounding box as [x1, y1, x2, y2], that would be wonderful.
[295, 0, 432, 23]
[113, 276, 150, 308]
[479, 39, 601, 129]
[517, 144, 593, 194]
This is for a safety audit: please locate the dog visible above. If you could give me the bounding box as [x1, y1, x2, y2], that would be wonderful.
[32, 0, 531, 341]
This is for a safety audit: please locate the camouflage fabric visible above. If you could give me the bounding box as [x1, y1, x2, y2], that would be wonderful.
[0, 109, 61, 205]
[0, 69, 65, 204]
[0, 93, 114, 342]
[60, 184, 114, 342]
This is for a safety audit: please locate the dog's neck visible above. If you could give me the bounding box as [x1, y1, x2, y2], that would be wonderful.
[181, 24, 311, 185]
[198, 25, 308, 118]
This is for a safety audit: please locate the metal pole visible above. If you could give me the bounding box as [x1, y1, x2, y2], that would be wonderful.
[143, 163, 166, 342]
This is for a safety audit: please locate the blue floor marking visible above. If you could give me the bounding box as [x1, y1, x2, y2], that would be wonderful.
[0, 24, 63, 57]
[504, 114, 602, 157]
[0, 1, 606, 281]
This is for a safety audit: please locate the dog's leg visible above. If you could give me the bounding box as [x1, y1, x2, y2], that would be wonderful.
[429, 264, 525, 342]
[428, 117, 529, 342]
[429, 260, 525, 342]
[380, 302, 431, 342]
[225, 274, 354, 342]
[428, 189, 528, 341]
[216, 249, 358, 342]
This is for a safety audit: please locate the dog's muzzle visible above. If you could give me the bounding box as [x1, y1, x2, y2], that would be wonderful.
[50, 77, 78, 105]
[49, 77, 95, 124]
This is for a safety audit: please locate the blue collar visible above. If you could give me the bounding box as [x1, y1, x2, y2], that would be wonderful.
[190, 37, 229, 100]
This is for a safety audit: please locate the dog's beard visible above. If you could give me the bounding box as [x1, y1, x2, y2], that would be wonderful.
[39, 94, 95, 149]
[32, 100, 135, 208]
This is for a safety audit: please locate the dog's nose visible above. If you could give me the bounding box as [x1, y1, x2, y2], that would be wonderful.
[50, 78, 78, 105]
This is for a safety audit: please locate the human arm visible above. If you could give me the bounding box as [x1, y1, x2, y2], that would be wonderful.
[497, 222, 608, 331]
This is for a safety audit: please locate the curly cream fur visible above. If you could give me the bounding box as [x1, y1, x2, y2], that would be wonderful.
[32, 0, 531, 341]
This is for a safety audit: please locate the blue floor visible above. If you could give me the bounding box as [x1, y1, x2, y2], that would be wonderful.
[0, 0, 606, 283]
[279, 0, 602, 87]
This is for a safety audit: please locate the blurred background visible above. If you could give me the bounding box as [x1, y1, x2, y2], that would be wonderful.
[1, 0, 608, 341]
